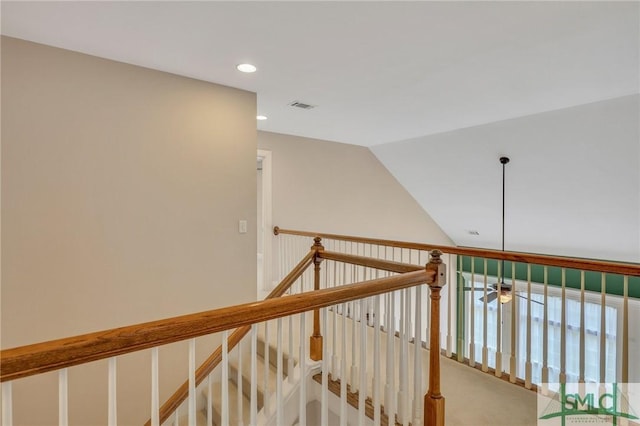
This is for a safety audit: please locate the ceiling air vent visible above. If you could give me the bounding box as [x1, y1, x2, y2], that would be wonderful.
[288, 101, 316, 110]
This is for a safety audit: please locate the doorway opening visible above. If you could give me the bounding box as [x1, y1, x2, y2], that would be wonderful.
[257, 149, 272, 298]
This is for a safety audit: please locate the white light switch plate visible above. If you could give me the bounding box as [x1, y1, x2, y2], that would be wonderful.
[239, 220, 247, 233]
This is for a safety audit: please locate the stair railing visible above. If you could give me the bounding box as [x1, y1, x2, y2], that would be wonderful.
[303, 237, 447, 426]
[274, 227, 640, 426]
[146, 248, 316, 426]
[7, 225, 635, 426]
[0, 239, 445, 426]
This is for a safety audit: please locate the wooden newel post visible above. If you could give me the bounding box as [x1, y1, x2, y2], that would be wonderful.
[310, 236, 324, 361]
[424, 249, 446, 426]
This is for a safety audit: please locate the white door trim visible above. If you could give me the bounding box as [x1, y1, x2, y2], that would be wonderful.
[258, 149, 273, 293]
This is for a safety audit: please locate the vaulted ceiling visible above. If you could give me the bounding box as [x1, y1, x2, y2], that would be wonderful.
[2, 1, 639, 262]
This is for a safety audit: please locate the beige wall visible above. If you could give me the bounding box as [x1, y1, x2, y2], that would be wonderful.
[1, 37, 257, 424]
[258, 131, 452, 244]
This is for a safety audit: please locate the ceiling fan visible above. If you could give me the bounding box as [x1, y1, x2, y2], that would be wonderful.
[463, 281, 542, 305]
[464, 156, 542, 306]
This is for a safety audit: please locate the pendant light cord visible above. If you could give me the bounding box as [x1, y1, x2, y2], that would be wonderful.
[502, 161, 505, 253]
[500, 157, 510, 284]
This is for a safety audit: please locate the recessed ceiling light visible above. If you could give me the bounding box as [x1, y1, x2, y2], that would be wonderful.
[237, 63, 257, 73]
[256, 115, 267, 121]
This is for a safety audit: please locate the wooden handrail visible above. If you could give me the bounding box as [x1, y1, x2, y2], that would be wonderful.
[1, 266, 433, 387]
[319, 250, 423, 273]
[154, 247, 430, 423]
[1, 250, 315, 383]
[149, 249, 316, 425]
[274, 226, 640, 277]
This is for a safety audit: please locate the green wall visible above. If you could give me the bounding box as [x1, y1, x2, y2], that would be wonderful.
[459, 256, 640, 298]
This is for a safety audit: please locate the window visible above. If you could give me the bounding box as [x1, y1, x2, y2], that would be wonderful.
[467, 285, 617, 386]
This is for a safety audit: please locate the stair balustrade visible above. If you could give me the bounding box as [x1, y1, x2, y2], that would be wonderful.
[0, 236, 444, 426]
[3, 226, 637, 426]
[274, 227, 640, 426]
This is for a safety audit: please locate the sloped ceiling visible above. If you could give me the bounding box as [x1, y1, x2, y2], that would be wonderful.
[372, 95, 639, 262]
[1, 1, 639, 261]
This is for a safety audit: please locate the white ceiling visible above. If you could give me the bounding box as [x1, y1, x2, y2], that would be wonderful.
[2, 1, 638, 147]
[373, 94, 640, 263]
[2, 1, 639, 262]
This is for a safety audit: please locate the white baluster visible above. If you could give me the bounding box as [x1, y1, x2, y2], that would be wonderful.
[342, 259, 347, 288]
[59, 368, 68, 426]
[350, 300, 358, 392]
[351, 248, 356, 283]
[332, 258, 339, 378]
[579, 271, 586, 384]
[621, 276, 629, 426]
[276, 318, 283, 426]
[495, 261, 503, 378]
[469, 258, 476, 368]
[331, 301, 339, 378]
[600, 273, 606, 383]
[251, 323, 258, 426]
[278, 232, 284, 283]
[482, 259, 489, 372]
[368, 274, 375, 327]
[358, 299, 367, 426]
[186, 339, 195, 426]
[281, 235, 286, 283]
[397, 290, 407, 425]
[2, 382, 13, 426]
[559, 268, 567, 384]
[108, 357, 117, 426]
[385, 291, 396, 420]
[173, 408, 179, 426]
[340, 303, 347, 426]
[287, 236, 293, 280]
[446, 255, 454, 358]
[525, 264, 533, 389]
[403, 289, 411, 426]
[541, 267, 549, 395]
[321, 308, 329, 426]
[510, 263, 517, 383]
[413, 285, 423, 425]
[263, 321, 270, 413]
[373, 294, 382, 426]
[207, 373, 213, 426]
[425, 252, 431, 348]
[330, 298, 342, 380]
[622, 276, 629, 383]
[279, 235, 284, 287]
[299, 312, 307, 426]
[237, 340, 244, 426]
[454, 255, 462, 362]
[381, 278, 387, 334]
[288, 316, 295, 384]
[151, 348, 160, 426]
[221, 332, 229, 426]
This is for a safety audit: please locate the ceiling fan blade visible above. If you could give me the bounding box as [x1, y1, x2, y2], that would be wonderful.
[479, 291, 499, 303]
[515, 294, 543, 305]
